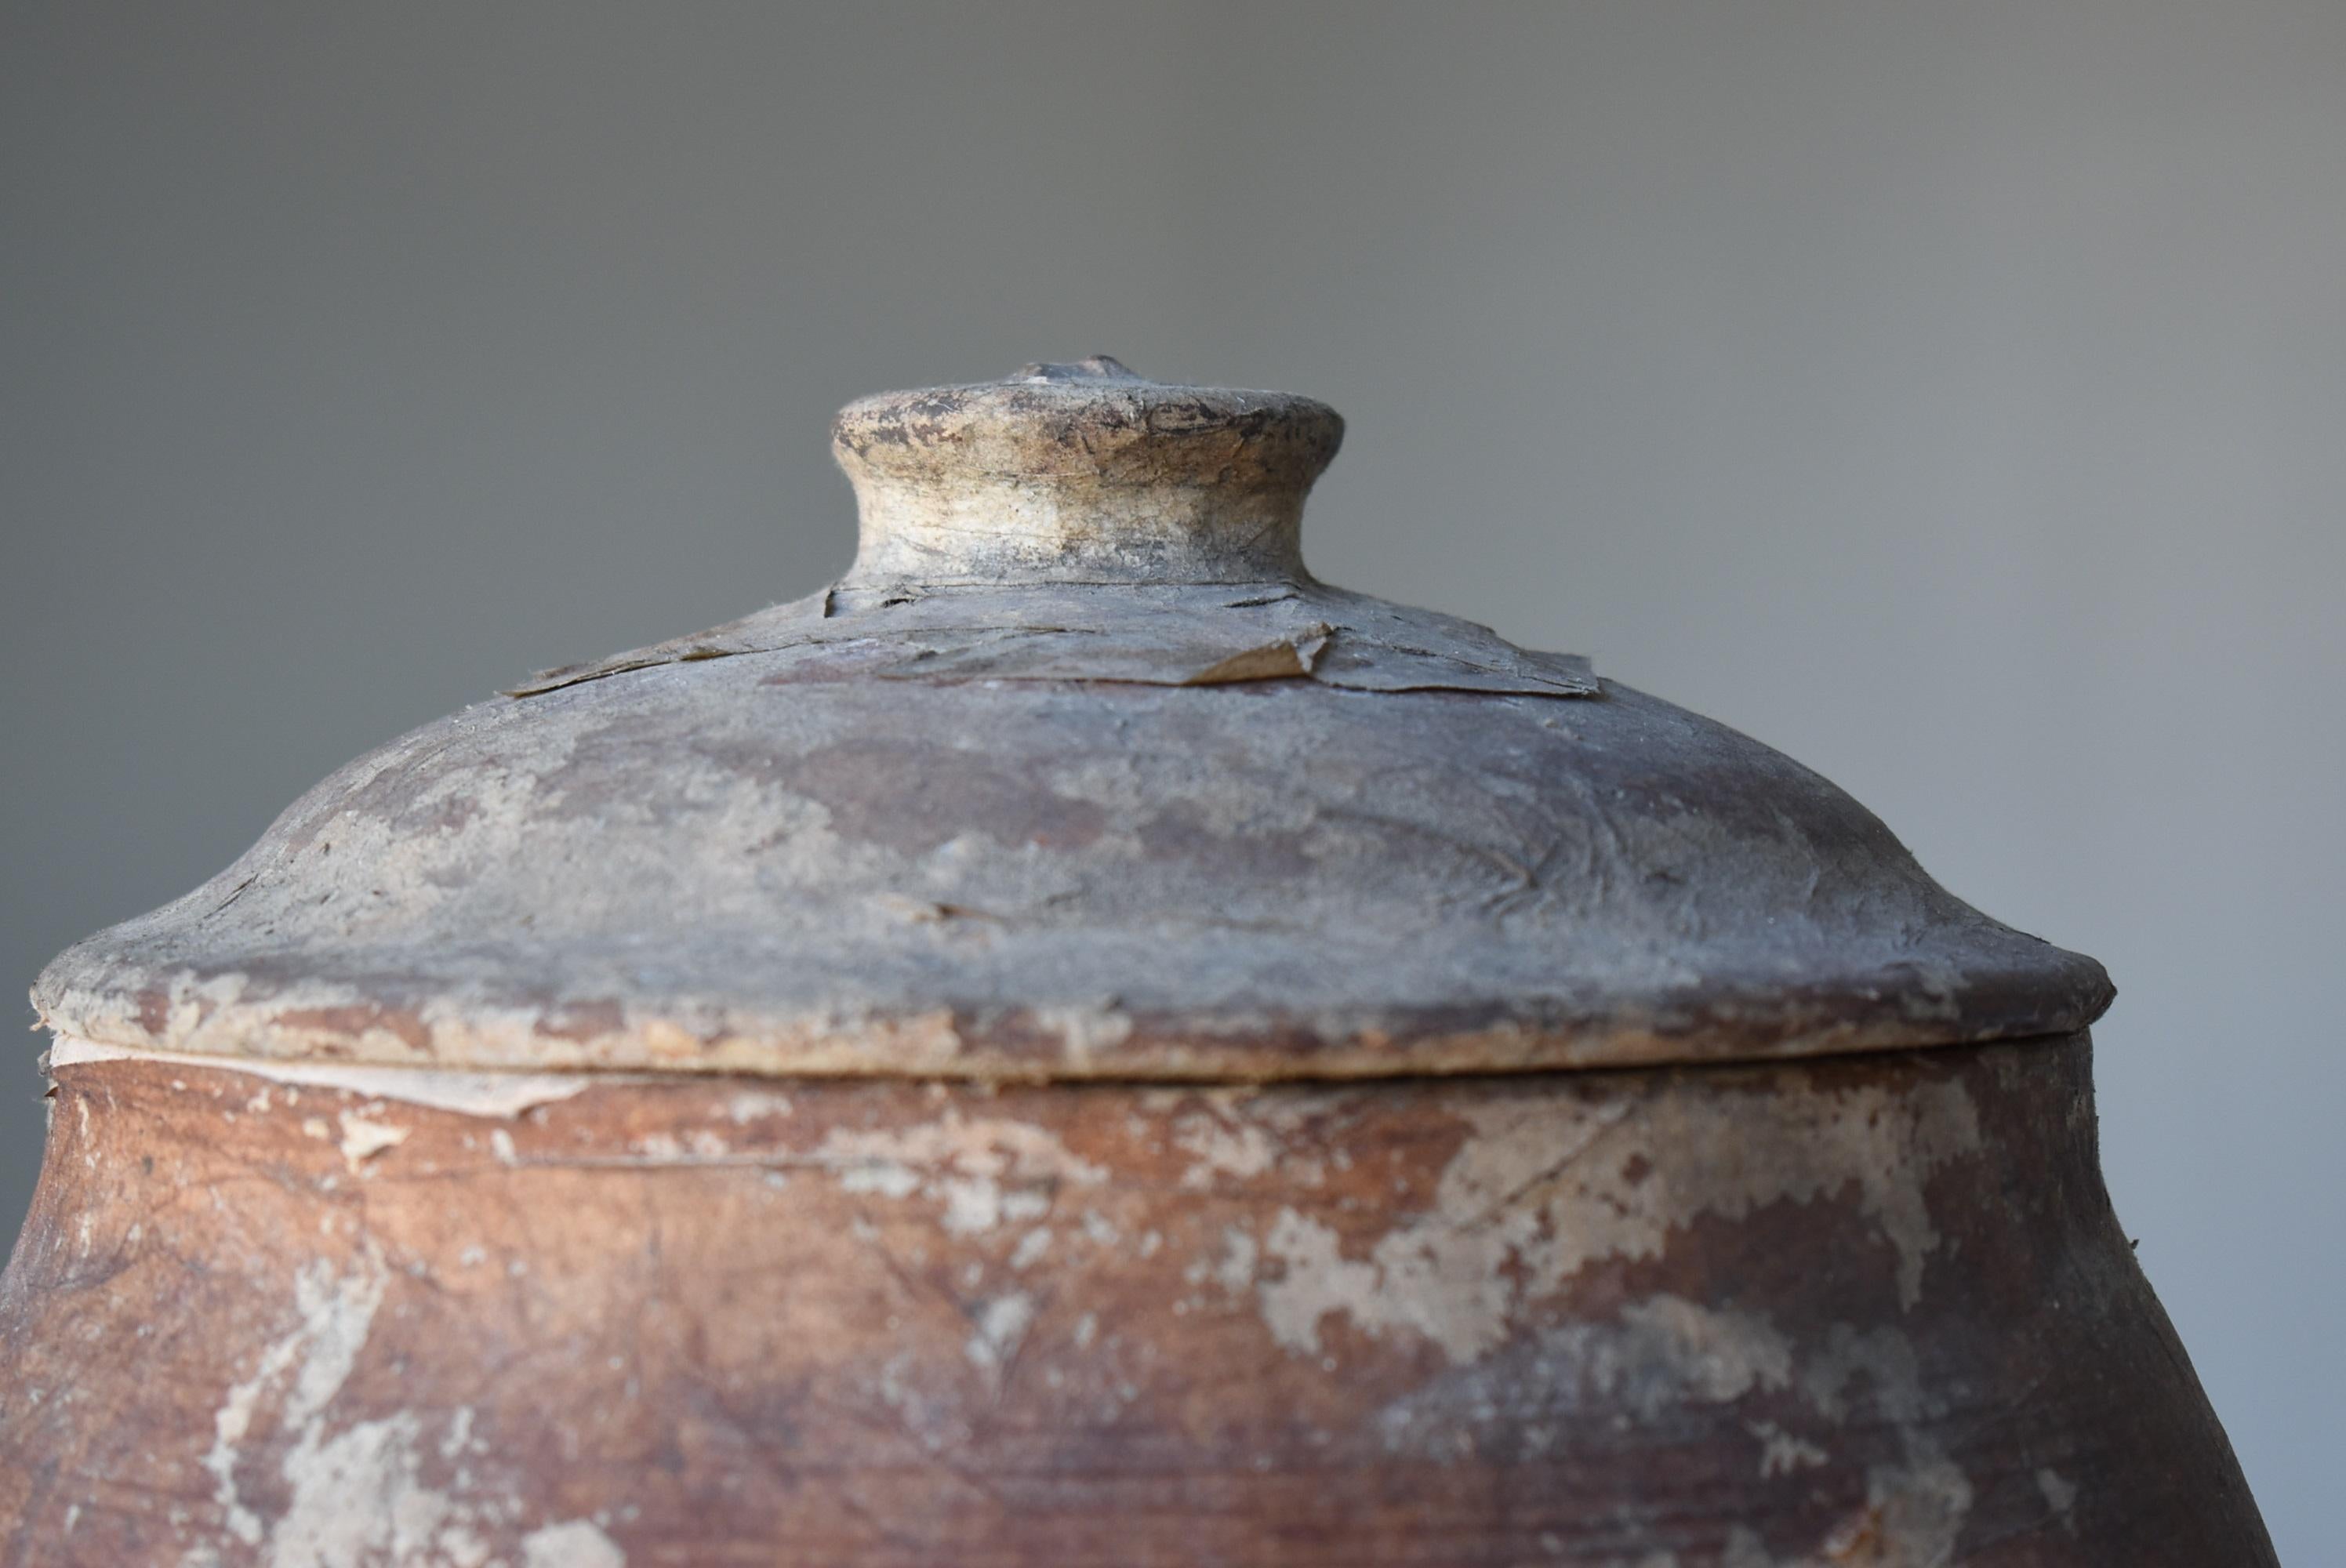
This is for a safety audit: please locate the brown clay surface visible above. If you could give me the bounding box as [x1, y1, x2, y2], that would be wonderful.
[0, 1034, 2268, 1566]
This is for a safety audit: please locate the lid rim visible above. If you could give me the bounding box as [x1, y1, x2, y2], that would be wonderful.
[34, 928, 2112, 1084]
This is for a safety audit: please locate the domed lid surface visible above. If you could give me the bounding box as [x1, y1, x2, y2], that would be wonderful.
[34, 358, 2111, 1080]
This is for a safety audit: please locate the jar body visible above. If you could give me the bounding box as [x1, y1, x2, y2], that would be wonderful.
[0, 1034, 2271, 1565]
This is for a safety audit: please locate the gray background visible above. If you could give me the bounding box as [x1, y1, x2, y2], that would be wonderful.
[3, 1, 2338, 1553]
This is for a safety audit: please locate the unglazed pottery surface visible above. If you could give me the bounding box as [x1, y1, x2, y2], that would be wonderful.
[2, 361, 2271, 1564]
[0, 1038, 2264, 1565]
[33, 360, 2106, 1081]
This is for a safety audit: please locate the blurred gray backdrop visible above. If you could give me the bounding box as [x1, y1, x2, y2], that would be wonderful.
[4, 1, 2340, 1554]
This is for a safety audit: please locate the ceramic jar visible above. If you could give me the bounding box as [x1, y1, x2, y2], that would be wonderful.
[1, 360, 2272, 1564]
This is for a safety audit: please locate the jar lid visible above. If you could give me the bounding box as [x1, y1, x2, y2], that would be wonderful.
[33, 359, 2111, 1080]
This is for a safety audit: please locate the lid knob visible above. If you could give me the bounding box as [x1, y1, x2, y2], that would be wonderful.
[831, 357, 1344, 586]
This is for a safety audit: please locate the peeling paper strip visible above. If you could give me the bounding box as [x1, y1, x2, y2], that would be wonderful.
[45, 1034, 601, 1119]
[505, 584, 1598, 700]
[1180, 623, 1332, 685]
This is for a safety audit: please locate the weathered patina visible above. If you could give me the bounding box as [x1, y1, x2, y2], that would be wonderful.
[0, 1036, 2267, 1565]
[2, 360, 2270, 1564]
[31, 358, 2108, 1081]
